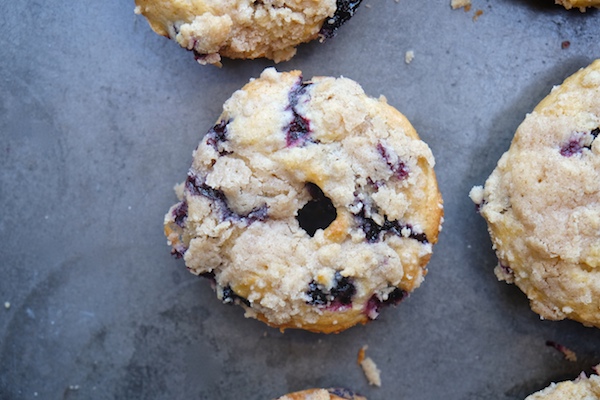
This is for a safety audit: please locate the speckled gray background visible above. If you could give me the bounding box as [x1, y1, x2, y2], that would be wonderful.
[1, 1, 599, 399]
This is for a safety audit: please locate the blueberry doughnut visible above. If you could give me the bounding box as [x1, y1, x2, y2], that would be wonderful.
[525, 372, 600, 399]
[555, 0, 600, 11]
[275, 388, 366, 400]
[164, 68, 443, 333]
[470, 60, 600, 328]
[134, 0, 362, 65]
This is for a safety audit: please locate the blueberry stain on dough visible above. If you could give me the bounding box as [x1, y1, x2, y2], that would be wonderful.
[170, 243, 188, 259]
[306, 272, 356, 307]
[377, 143, 409, 180]
[498, 262, 514, 277]
[186, 173, 228, 202]
[205, 119, 230, 154]
[319, 0, 363, 39]
[328, 388, 361, 399]
[560, 127, 600, 157]
[172, 201, 188, 227]
[185, 173, 268, 223]
[365, 287, 407, 319]
[296, 183, 337, 236]
[356, 208, 428, 244]
[286, 80, 314, 147]
[560, 139, 583, 157]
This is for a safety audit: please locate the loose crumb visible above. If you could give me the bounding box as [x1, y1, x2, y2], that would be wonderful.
[469, 185, 484, 205]
[405, 50, 415, 64]
[472, 9, 484, 21]
[357, 345, 367, 365]
[561, 41, 571, 49]
[4, 302, 10, 309]
[451, 0, 472, 9]
[134, 5, 142, 14]
[361, 358, 381, 387]
[546, 340, 577, 362]
[358, 345, 381, 387]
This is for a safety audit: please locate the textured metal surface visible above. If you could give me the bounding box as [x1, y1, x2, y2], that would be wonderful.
[1, 1, 600, 399]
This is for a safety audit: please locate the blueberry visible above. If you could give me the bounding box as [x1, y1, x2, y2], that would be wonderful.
[221, 285, 250, 307]
[296, 183, 337, 236]
[286, 114, 311, 147]
[306, 271, 356, 307]
[377, 143, 409, 180]
[358, 212, 382, 243]
[365, 287, 407, 319]
[330, 271, 356, 306]
[355, 208, 428, 244]
[286, 80, 314, 147]
[319, 0, 363, 39]
[205, 119, 230, 155]
[199, 271, 216, 282]
[307, 281, 329, 305]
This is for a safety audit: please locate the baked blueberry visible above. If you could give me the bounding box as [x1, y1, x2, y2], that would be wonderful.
[319, 0, 363, 39]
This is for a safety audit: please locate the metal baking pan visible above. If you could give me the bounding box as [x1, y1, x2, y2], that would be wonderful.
[1, 1, 599, 398]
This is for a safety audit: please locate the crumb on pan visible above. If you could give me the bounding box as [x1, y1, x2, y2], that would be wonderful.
[361, 358, 381, 387]
[451, 0, 472, 10]
[357, 345, 367, 365]
[472, 9, 483, 21]
[4, 301, 10, 309]
[358, 345, 381, 387]
[404, 50, 415, 64]
[546, 340, 577, 362]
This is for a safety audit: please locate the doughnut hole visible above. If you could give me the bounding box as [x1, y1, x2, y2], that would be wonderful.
[296, 183, 337, 237]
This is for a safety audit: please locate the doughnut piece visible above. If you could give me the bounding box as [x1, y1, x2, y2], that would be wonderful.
[134, 0, 362, 65]
[555, 0, 600, 11]
[470, 60, 600, 328]
[275, 388, 366, 400]
[165, 68, 443, 333]
[525, 372, 600, 399]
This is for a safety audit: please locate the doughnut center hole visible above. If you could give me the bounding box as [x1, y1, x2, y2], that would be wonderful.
[296, 183, 337, 237]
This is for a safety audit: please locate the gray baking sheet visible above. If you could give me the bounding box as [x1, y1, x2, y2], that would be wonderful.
[1, 1, 600, 399]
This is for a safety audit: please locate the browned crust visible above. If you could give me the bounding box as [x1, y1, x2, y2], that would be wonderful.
[276, 388, 367, 400]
